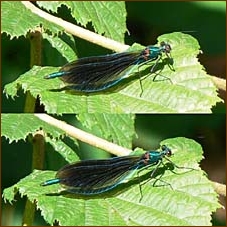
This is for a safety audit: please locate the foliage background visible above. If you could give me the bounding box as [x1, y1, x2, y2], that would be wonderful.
[2, 1, 226, 112]
[1, 1, 226, 226]
[2, 114, 226, 225]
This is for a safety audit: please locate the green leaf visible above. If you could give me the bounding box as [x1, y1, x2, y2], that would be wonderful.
[46, 138, 80, 164]
[1, 114, 135, 162]
[1, 114, 65, 143]
[3, 32, 222, 113]
[37, 1, 127, 42]
[2, 2, 126, 42]
[43, 33, 77, 62]
[1, 2, 63, 39]
[191, 1, 226, 12]
[2, 137, 221, 225]
[1, 114, 79, 163]
[77, 113, 136, 148]
[74, 114, 135, 159]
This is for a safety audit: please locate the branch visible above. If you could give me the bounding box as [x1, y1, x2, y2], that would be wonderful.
[211, 181, 226, 197]
[21, 1, 129, 53]
[34, 114, 132, 156]
[210, 75, 226, 91]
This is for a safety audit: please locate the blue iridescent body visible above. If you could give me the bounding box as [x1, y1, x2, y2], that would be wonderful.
[44, 42, 172, 92]
[41, 145, 173, 195]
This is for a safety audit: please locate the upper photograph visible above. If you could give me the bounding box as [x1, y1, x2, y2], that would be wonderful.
[2, 1, 226, 113]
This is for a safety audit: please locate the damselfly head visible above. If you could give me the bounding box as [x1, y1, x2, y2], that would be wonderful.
[160, 41, 172, 53]
[161, 145, 172, 157]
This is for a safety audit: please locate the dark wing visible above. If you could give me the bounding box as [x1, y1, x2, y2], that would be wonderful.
[56, 155, 141, 194]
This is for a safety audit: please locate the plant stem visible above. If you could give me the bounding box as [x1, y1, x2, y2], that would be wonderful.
[24, 28, 43, 113]
[22, 130, 45, 225]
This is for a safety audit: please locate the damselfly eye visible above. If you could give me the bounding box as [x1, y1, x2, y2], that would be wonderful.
[166, 149, 172, 157]
[165, 44, 172, 52]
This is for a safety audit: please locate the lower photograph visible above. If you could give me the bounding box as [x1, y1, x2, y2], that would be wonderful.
[1, 114, 226, 226]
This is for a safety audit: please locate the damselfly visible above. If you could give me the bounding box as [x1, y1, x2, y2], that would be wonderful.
[44, 42, 173, 93]
[41, 145, 194, 195]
